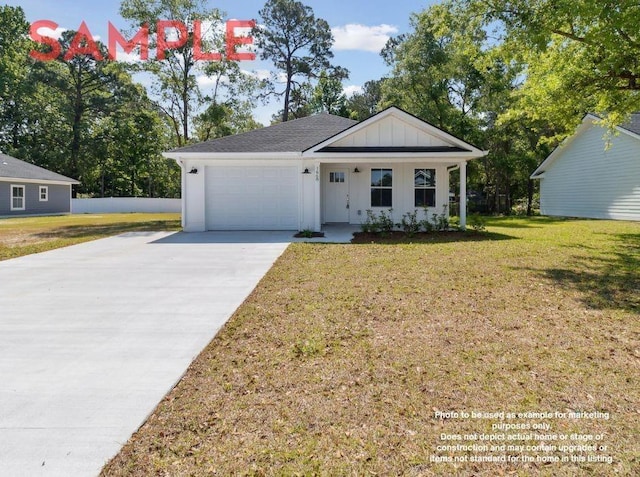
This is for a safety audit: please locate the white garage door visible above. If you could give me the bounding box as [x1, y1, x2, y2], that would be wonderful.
[205, 166, 299, 230]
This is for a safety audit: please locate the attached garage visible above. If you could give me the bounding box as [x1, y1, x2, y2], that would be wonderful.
[205, 165, 299, 230]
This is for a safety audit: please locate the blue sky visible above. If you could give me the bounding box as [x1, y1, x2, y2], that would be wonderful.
[8, 0, 439, 124]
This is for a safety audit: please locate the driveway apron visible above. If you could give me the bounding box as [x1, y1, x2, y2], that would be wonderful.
[0, 231, 291, 476]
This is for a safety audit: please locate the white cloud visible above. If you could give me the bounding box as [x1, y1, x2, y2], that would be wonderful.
[343, 85, 363, 97]
[115, 51, 143, 63]
[331, 24, 398, 53]
[242, 69, 272, 81]
[196, 75, 229, 88]
[38, 26, 67, 40]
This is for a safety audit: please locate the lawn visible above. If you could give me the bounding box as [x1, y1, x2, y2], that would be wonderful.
[0, 213, 181, 261]
[101, 217, 639, 476]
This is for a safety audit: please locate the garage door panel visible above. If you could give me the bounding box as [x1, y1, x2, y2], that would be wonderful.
[205, 166, 299, 230]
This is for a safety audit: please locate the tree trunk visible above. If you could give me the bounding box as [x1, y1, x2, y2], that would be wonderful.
[526, 178, 534, 216]
[283, 63, 293, 122]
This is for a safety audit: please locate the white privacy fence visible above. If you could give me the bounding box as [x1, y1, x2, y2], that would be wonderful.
[72, 198, 181, 214]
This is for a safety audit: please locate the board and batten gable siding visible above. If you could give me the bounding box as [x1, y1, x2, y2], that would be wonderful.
[330, 115, 451, 148]
[0, 181, 71, 216]
[540, 124, 640, 220]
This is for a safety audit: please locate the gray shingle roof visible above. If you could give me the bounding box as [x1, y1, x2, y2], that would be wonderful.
[0, 153, 79, 183]
[620, 113, 640, 135]
[170, 113, 358, 154]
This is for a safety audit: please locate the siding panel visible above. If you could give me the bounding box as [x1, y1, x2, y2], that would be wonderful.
[0, 181, 71, 216]
[540, 125, 640, 220]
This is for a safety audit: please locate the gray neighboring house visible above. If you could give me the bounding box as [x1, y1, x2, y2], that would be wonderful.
[0, 153, 79, 216]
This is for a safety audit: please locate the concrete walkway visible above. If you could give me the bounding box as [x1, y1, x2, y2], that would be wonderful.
[0, 231, 291, 476]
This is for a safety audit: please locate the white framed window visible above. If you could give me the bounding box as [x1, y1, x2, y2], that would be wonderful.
[39, 186, 49, 202]
[414, 169, 436, 207]
[11, 185, 25, 211]
[329, 171, 345, 183]
[371, 168, 393, 207]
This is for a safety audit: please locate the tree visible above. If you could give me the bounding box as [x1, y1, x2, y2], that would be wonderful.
[194, 57, 262, 141]
[0, 5, 32, 152]
[447, 0, 640, 129]
[254, 0, 344, 122]
[310, 70, 348, 116]
[381, 3, 558, 215]
[345, 79, 383, 121]
[120, 0, 225, 146]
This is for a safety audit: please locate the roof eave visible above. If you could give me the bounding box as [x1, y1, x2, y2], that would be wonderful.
[163, 151, 303, 161]
[303, 150, 487, 160]
[0, 176, 79, 185]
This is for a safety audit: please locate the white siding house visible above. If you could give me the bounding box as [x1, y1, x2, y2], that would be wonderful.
[164, 107, 488, 232]
[531, 114, 640, 221]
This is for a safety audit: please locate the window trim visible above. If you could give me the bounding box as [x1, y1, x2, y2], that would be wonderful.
[11, 184, 26, 211]
[39, 185, 49, 202]
[329, 171, 345, 183]
[414, 168, 436, 208]
[370, 168, 393, 208]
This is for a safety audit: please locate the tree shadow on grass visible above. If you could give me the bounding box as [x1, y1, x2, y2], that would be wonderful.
[33, 220, 181, 240]
[351, 230, 515, 245]
[535, 232, 640, 312]
[484, 216, 581, 229]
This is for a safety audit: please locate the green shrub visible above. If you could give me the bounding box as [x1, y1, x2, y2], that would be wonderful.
[468, 213, 487, 233]
[400, 210, 420, 237]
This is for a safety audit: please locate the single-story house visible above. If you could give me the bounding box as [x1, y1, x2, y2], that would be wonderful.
[531, 113, 640, 221]
[0, 153, 79, 216]
[164, 106, 487, 232]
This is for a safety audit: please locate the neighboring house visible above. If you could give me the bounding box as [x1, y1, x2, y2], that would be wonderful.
[0, 153, 79, 216]
[164, 106, 487, 232]
[531, 114, 640, 221]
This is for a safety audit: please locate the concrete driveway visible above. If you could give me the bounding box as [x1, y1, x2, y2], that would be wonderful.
[0, 231, 291, 476]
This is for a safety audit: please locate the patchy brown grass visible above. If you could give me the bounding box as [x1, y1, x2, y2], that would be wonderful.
[102, 217, 639, 476]
[0, 213, 181, 261]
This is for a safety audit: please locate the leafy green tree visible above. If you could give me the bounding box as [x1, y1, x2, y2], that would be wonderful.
[0, 5, 33, 152]
[381, 3, 557, 214]
[446, 0, 640, 129]
[120, 0, 225, 146]
[194, 58, 262, 141]
[194, 102, 262, 141]
[345, 79, 383, 121]
[254, 0, 344, 122]
[310, 70, 348, 116]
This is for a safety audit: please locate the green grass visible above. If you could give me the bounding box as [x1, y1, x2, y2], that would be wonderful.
[99, 216, 639, 476]
[0, 213, 181, 261]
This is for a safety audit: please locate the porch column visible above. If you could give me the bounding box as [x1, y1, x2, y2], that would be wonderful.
[459, 160, 467, 230]
[314, 162, 321, 231]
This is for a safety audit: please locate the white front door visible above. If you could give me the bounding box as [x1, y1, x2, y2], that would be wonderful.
[324, 168, 349, 223]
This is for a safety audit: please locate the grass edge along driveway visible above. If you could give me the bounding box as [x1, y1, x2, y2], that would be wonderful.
[0, 213, 181, 261]
[102, 217, 640, 476]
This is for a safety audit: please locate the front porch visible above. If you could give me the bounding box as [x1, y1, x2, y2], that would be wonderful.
[300, 161, 469, 232]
